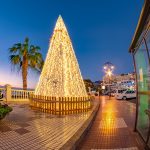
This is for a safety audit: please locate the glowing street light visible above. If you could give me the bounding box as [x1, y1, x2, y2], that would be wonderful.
[107, 70, 112, 77]
[103, 62, 114, 77]
[104, 66, 107, 70]
[103, 62, 115, 98]
[103, 62, 114, 73]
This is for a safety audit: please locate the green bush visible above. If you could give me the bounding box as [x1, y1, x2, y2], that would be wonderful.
[0, 105, 12, 119]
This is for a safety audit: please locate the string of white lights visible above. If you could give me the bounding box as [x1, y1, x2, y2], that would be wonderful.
[35, 15, 87, 97]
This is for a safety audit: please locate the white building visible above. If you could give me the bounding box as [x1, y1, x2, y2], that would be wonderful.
[103, 73, 136, 91]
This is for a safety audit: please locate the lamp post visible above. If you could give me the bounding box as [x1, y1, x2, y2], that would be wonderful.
[103, 62, 114, 99]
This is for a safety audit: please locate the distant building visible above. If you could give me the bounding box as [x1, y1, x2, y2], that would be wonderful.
[103, 72, 136, 90]
[103, 72, 135, 84]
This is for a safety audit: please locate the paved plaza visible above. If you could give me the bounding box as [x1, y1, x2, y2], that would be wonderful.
[0, 102, 96, 150]
[78, 96, 145, 150]
[0, 97, 146, 150]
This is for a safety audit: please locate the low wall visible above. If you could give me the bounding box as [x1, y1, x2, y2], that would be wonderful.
[0, 85, 34, 102]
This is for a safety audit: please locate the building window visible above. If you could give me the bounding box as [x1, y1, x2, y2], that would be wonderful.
[135, 40, 150, 92]
[134, 39, 150, 141]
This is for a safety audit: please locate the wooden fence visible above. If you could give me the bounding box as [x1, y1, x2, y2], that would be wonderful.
[29, 95, 92, 115]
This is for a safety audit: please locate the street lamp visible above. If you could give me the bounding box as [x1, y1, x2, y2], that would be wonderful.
[107, 70, 112, 77]
[103, 62, 115, 98]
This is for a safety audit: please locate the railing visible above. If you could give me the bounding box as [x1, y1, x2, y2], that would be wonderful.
[0, 87, 6, 100]
[30, 95, 92, 115]
[11, 89, 34, 100]
[0, 85, 35, 102]
[0, 87, 5, 93]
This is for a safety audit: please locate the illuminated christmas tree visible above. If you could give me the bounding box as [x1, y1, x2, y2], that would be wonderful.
[35, 15, 87, 97]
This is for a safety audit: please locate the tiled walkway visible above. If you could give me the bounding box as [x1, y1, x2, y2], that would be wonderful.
[0, 103, 94, 150]
[78, 96, 145, 150]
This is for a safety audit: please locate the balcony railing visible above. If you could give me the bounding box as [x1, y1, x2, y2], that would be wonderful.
[0, 87, 5, 93]
[0, 85, 34, 102]
[11, 89, 34, 100]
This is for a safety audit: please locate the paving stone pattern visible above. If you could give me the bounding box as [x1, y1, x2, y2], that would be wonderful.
[78, 96, 145, 150]
[0, 103, 92, 150]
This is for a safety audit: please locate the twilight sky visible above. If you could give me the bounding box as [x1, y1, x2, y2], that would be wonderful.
[0, 0, 143, 88]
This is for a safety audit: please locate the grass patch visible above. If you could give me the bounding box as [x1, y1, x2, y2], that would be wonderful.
[0, 104, 12, 119]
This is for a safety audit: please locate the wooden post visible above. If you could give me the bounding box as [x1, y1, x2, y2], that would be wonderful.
[71, 97, 72, 114]
[64, 97, 66, 115]
[59, 97, 61, 115]
[55, 97, 56, 115]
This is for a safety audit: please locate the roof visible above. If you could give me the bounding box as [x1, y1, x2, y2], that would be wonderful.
[129, 0, 150, 52]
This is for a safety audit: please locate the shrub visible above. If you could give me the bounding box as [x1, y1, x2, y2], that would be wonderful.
[0, 105, 12, 119]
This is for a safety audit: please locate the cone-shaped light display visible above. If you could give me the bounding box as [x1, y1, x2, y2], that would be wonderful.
[35, 16, 87, 97]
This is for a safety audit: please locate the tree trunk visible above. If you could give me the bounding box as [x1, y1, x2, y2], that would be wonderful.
[22, 54, 28, 90]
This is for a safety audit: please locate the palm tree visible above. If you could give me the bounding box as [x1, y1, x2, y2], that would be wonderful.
[84, 79, 94, 92]
[9, 37, 44, 90]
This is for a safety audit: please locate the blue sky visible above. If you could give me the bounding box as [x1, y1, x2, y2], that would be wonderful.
[0, 0, 143, 88]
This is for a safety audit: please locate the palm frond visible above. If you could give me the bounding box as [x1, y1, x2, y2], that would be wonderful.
[9, 47, 17, 53]
[28, 51, 44, 73]
[9, 43, 21, 54]
[10, 55, 21, 64]
[29, 45, 41, 54]
[9, 55, 22, 72]
[35, 46, 40, 51]
[28, 60, 44, 73]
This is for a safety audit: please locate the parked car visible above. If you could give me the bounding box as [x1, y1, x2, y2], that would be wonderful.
[103, 90, 110, 95]
[114, 89, 127, 96]
[110, 90, 116, 97]
[115, 90, 136, 100]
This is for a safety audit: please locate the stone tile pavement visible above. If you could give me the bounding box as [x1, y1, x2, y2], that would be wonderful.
[0, 103, 94, 150]
[78, 96, 145, 150]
